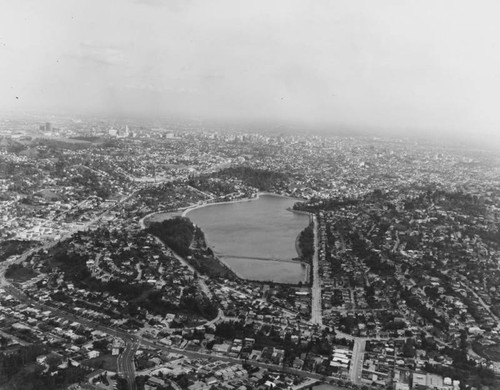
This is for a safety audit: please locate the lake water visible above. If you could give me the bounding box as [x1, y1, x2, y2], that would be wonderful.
[186, 194, 310, 283]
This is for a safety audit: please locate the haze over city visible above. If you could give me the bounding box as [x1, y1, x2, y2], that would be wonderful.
[1, 0, 500, 145]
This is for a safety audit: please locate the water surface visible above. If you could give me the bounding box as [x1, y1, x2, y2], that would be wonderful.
[187, 194, 310, 283]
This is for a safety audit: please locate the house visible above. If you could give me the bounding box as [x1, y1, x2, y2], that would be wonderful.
[147, 377, 164, 388]
[36, 355, 47, 365]
[88, 350, 100, 359]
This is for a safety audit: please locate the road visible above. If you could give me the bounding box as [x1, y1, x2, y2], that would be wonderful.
[117, 339, 139, 390]
[139, 338, 334, 383]
[2, 244, 403, 390]
[0, 194, 218, 390]
[3, 283, 139, 389]
[0, 189, 144, 390]
[460, 281, 499, 322]
[149, 235, 214, 301]
[292, 378, 321, 390]
[310, 214, 322, 325]
[5, 281, 337, 388]
[349, 338, 366, 384]
[143, 215, 218, 303]
[150, 236, 196, 274]
[147, 236, 226, 327]
[1, 188, 409, 390]
[186, 184, 215, 201]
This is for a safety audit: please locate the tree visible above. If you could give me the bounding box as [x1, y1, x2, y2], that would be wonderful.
[116, 376, 129, 390]
[402, 340, 416, 358]
[45, 353, 63, 370]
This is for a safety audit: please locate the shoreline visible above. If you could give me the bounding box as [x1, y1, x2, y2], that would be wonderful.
[295, 231, 303, 259]
[143, 192, 311, 285]
[182, 193, 260, 217]
[141, 192, 307, 225]
[287, 207, 312, 216]
[140, 208, 187, 228]
[182, 191, 306, 218]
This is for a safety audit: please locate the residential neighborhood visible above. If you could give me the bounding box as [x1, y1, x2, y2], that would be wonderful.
[1, 117, 499, 390]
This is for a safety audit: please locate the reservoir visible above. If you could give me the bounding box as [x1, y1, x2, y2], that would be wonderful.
[186, 194, 310, 283]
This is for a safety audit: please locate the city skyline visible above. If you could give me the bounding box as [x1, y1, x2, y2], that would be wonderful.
[1, 0, 500, 146]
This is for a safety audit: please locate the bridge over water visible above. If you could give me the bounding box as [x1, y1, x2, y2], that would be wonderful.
[222, 254, 307, 265]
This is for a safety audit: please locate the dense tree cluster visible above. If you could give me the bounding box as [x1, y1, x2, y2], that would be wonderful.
[297, 223, 314, 262]
[148, 217, 236, 279]
[216, 166, 289, 191]
[192, 166, 291, 192]
[293, 197, 359, 212]
[295, 187, 491, 217]
[349, 231, 395, 276]
[404, 188, 488, 216]
[5, 263, 38, 281]
[178, 285, 218, 320]
[147, 217, 195, 257]
[34, 240, 216, 320]
[187, 175, 236, 196]
[0, 344, 46, 380]
[0, 240, 39, 262]
[0, 344, 87, 389]
[400, 288, 448, 331]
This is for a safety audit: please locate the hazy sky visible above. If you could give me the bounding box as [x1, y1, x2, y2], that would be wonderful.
[1, 0, 500, 141]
